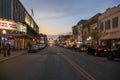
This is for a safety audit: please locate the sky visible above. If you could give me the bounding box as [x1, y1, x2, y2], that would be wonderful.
[20, 0, 120, 37]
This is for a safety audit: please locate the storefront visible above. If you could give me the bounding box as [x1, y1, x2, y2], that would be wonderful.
[100, 31, 120, 48]
[0, 19, 27, 50]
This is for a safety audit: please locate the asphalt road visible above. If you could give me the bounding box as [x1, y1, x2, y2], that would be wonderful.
[0, 46, 120, 80]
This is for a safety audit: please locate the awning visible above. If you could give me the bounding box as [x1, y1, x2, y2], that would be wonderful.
[100, 31, 120, 40]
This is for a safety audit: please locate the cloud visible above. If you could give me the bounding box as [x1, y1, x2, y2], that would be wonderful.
[21, 0, 120, 20]
[25, 0, 119, 20]
[20, 0, 120, 35]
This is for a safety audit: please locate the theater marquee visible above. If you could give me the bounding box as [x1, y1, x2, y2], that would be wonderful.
[0, 20, 17, 30]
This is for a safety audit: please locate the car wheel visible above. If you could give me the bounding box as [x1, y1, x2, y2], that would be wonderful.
[107, 52, 113, 60]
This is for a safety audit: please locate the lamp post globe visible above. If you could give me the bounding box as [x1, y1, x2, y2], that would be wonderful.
[2, 30, 6, 34]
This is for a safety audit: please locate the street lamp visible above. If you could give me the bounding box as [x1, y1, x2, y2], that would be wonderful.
[87, 36, 92, 41]
[3, 30, 6, 34]
[2, 30, 6, 57]
[86, 36, 92, 46]
[2, 30, 6, 44]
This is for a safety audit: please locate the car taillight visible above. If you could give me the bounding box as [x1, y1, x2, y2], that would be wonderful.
[108, 48, 111, 51]
[98, 48, 103, 51]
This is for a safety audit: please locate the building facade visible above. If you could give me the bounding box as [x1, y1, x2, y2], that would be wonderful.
[76, 20, 87, 43]
[82, 21, 92, 46]
[88, 13, 101, 45]
[0, 0, 40, 50]
[72, 26, 78, 42]
[99, 5, 120, 47]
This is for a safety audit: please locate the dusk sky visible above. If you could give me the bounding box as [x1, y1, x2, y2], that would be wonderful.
[20, 0, 120, 37]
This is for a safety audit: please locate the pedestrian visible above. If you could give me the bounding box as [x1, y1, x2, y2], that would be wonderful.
[2, 43, 7, 57]
[27, 43, 32, 53]
[6, 43, 11, 56]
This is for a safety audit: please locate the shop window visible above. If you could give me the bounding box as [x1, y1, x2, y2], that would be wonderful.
[112, 17, 118, 28]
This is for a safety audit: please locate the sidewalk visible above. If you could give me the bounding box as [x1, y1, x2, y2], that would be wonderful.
[0, 50, 27, 62]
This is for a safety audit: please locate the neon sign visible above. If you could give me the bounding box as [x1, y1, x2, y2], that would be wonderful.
[0, 20, 17, 30]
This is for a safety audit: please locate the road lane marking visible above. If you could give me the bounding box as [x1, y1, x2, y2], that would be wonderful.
[61, 53, 96, 80]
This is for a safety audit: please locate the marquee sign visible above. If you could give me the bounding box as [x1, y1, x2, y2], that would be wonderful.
[0, 20, 17, 30]
[0, 20, 27, 33]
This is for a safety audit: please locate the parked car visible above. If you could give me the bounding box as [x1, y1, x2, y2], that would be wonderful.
[37, 43, 46, 50]
[28, 45, 39, 53]
[37, 44, 43, 50]
[88, 45, 110, 56]
[107, 44, 120, 60]
[87, 46, 94, 55]
[80, 46, 87, 52]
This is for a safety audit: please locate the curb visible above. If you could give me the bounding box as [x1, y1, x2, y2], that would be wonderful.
[0, 52, 26, 62]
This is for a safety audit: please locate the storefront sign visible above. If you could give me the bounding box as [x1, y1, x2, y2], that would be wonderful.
[0, 20, 27, 33]
[17, 23, 27, 33]
[25, 12, 31, 26]
[0, 20, 17, 30]
[22, 26, 27, 32]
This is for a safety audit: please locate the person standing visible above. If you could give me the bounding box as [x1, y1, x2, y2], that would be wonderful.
[6, 43, 11, 56]
[3, 43, 7, 57]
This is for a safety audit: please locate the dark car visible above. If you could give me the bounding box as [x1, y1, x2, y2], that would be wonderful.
[88, 45, 110, 56]
[28, 45, 39, 53]
[107, 44, 120, 60]
[87, 46, 94, 55]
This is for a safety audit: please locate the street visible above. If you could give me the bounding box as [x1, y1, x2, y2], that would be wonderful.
[0, 46, 120, 80]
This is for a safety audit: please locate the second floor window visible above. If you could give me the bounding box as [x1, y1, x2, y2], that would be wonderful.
[105, 20, 110, 30]
[112, 17, 118, 28]
[100, 23, 104, 32]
